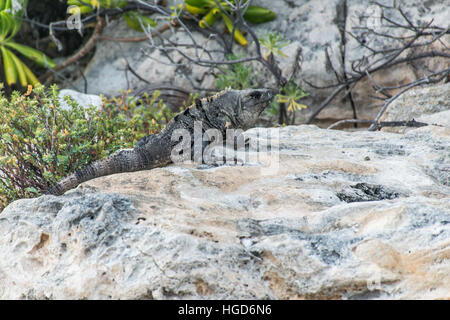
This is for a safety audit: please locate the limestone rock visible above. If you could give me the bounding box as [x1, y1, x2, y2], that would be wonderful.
[379, 82, 450, 133]
[69, 0, 449, 122]
[58, 89, 102, 111]
[417, 110, 450, 130]
[1, 124, 449, 299]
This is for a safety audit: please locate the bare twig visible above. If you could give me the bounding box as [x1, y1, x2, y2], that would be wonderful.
[308, 2, 449, 129]
[39, 17, 106, 83]
[368, 68, 449, 131]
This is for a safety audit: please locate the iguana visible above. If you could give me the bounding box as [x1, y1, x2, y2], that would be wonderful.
[47, 88, 274, 196]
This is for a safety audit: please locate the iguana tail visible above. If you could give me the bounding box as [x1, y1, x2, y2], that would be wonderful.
[46, 147, 161, 196]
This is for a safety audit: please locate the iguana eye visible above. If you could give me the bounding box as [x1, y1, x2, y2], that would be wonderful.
[249, 91, 262, 99]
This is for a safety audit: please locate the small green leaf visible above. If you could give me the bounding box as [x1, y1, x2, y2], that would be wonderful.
[185, 0, 215, 7]
[220, 12, 248, 46]
[4, 41, 56, 68]
[243, 6, 276, 24]
[24, 187, 39, 194]
[199, 8, 219, 28]
[185, 4, 208, 15]
[6, 48, 28, 86]
[259, 32, 291, 59]
[123, 11, 157, 32]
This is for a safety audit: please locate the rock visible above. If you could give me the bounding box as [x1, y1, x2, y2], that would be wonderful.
[417, 110, 450, 129]
[1, 123, 449, 299]
[72, 0, 349, 120]
[58, 89, 103, 111]
[379, 82, 450, 133]
[69, 0, 449, 123]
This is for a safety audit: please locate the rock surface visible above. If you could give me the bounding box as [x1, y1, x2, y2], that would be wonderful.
[58, 89, 103, 111]
[70, 0, 449, 122]
[1, 123, 449, 299]
[380, 82, 450, 133]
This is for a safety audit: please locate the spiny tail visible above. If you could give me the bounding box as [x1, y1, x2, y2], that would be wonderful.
[46, 147, 157, 196]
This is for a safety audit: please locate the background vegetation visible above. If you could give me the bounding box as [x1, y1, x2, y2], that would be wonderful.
[0, 84, 173, 211]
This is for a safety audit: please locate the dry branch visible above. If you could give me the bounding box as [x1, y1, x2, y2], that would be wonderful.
[307, 2, 449, 129]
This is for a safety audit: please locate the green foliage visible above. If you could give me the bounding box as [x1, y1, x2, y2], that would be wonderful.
[0, 0, 55, 87]
[277, 81, 309, 112]
[259, 31, 291, 60]
[216, 54, 257, 90]
[122, 10, 157, 32]
[67, 0, 157, 32]
[267, 81, 309, 119]
[183, 0, 276, 46]
[67, 0, 127, 12]
[184, 92, 200, 108]
[0, 84, 174, 212]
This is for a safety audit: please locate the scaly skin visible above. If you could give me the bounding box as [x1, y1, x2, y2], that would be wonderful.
[46, 88, 274, 195]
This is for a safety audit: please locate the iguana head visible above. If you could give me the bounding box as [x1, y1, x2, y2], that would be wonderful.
[204, 88, 275, 131]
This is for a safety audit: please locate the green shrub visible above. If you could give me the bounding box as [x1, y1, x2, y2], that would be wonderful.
[0, 84, 174, 211]
[0, 0, 55, 87]
[266, 81, 309, 123]
[216, 54, 257, 90]
[259, 31, 291, 60]
[277, 81, 309, 112]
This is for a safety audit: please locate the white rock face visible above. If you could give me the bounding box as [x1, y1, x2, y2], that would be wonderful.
[380, 82, 450, 133]
[1, 123, 449, 299]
